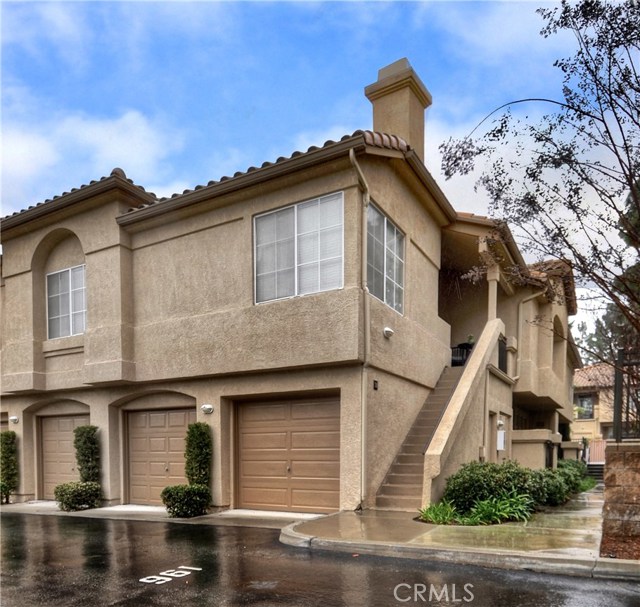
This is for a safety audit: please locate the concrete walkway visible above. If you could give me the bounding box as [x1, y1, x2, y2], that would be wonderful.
[280, 487, 640, 582]
[2, 487, 638, 581]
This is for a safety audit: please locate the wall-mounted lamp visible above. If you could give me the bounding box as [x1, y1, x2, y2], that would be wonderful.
[497, 419, 505, 429]
[383, 327, 394, 339]
[9, 416, 19, 424]
[200, 404, 214, 415]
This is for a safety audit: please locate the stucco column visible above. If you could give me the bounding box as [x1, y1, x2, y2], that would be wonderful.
[487, 265, 500, 321]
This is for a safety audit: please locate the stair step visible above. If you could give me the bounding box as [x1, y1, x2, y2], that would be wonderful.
[389, 463, 423, 475]
[382, 484, 422, 497]
[376, 495, 422, 511]
[386, 473, 423, 485]
[396, 454, 423, 465]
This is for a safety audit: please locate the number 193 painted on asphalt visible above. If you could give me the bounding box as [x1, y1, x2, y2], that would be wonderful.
[140, 566, 203, 585]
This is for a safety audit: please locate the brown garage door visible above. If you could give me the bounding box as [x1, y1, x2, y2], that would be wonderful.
[128, 408, 196, 505]
[41, 415, 90, 499]
[237, 397, 340, 513]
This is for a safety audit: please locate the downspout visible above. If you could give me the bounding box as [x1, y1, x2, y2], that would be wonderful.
[514, 289, 547, 381]
[350, 148, 371, 509]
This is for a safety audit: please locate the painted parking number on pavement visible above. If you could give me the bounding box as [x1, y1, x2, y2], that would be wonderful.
[140, 566, 203, 585]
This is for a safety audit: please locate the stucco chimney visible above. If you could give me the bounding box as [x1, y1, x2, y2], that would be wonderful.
[365, 58, 432, 162]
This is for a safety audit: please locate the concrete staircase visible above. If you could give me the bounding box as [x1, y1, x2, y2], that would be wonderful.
[375, 366, 464, 511]
[587, 463, 605, 482]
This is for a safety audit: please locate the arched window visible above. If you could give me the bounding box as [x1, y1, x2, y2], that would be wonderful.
[33, 230, 86, 340]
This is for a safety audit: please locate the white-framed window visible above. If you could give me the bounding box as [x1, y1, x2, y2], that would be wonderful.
[46, 265, 86, 339]
[367, 204, 404, 313]
[254, 192, 344, 303]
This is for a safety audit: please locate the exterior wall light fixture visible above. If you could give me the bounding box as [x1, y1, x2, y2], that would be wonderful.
[9, 416, 19, 424]
[383, 327, 394, 338]
[200, 404, 214, 415]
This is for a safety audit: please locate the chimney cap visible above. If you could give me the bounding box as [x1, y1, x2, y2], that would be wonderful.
[365, 58, 432, 108]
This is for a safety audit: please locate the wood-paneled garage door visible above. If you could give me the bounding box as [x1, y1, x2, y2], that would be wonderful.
[237, 398, 340, 513]
[41, 415, 90, 499]
[128, 408, 196, 505]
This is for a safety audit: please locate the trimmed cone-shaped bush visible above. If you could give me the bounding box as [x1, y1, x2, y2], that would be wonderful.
[0, 431, 19, 504]
[185, 423, 212, 486]
[73, 425, 100, 483]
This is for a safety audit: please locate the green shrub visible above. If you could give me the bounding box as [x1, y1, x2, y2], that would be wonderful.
[185, 423, 212, 486]
[0, 481, 12, 504]
[73, 426, 100, 483]
[54, 481, 102, 511]
[466, 492, 534, 525]
[558, 459, 587, 478]
[578, 475, 598, 493]
[541, 469, 570, 506]
[0, 431, 19, 504]
[161, 484, 211, 518]
[418, 500, 459, 525]
[526, 469, 549, 508]
[442, 460, 533, 514]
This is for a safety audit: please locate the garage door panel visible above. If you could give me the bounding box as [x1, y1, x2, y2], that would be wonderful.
[241, 431, 288, 450]
[127, 408, 195, 505]
[291, 402, 340, 420]
[168, 437, 186, 453]
[148, 437, 168, 452]
[41, 414, 90, 500]
[238, 398, 339, 513]
[168, 411, 191, 427]
[241, 404, 288, 423]
[291, 489, 339, 510]
[242, 461, 288, 477]
[291, 430, 339, 449]
[242, 487, 288, 507]
[290, 461, 339, 478]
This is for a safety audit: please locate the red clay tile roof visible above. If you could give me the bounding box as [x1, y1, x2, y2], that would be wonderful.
[122, 130, 410, 214]
[1, 130, 410, 225]
[2, 168, 154, 222]
[574, 363, 615, 389]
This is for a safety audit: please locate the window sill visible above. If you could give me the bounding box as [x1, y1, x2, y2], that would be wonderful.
[42, 335, 85, 358]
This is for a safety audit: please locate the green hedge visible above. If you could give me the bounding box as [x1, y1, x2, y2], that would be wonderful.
[185, 423, 212, 486]
[54, 481, 102, 511]
[161, 484, 211, 518]
[0, 431, 19, 504]
[428, 459, 592, 525]
[73, 425, 100, 483]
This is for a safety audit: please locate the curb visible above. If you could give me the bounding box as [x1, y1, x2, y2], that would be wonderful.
[279, 523, 640, 582]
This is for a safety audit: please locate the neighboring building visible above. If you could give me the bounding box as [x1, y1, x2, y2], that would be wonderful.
[0, 59, 580, 513]
[572, 363, 615, 443]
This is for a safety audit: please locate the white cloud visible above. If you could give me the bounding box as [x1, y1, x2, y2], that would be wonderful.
[2, 2, 91, 71]
[1, 107, 187, 216]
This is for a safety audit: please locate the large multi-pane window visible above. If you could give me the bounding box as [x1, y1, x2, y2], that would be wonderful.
[47, 265, 86, 339]
[254, 192, 343, 303]
[367, 204, 404, 313]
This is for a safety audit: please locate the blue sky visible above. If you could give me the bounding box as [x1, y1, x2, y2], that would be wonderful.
[2, 0, 576, 219]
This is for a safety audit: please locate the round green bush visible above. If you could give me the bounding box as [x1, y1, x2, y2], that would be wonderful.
[442, 460, 533, 514]
[161, 484, 211, 518]
[54, 481, 102, 511]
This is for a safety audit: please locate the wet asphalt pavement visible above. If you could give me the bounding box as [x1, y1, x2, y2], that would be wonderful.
[1, 513, 639, 607]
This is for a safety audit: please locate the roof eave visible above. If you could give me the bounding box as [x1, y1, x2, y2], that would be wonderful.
[117, 135, 368, 227]
[1, 175, 154, 235]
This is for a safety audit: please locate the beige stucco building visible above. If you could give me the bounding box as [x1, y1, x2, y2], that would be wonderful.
[0, 59, 581, 513]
